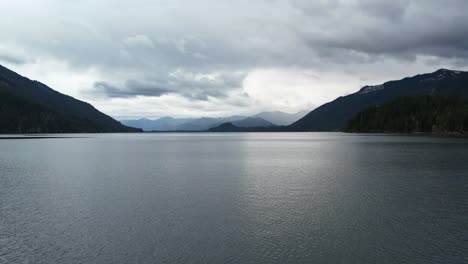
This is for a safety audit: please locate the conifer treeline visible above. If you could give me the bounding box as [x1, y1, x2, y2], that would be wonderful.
[0, 91, 114, 133]
[346, 96, 468, 133]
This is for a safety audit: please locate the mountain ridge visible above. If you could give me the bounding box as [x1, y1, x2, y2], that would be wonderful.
[289, 68, 468, 131]
[0, 64, 141, 133]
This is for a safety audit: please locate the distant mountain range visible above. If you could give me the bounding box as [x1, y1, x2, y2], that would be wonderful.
[120, 117, 193, 132]
[289, 69, 468, 131]
[0, 64, 141, 133]
[121, 111, 305, 131]
[121, 116, 244, 131]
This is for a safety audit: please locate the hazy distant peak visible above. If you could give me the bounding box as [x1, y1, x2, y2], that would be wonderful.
[157, 116, 178, 121]
[252, 110, 309, 126]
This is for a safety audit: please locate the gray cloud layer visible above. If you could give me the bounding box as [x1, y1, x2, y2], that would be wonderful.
[93, 70, 245, 100]
[1, 0, 468, 117]
[94, 81, 172, 98]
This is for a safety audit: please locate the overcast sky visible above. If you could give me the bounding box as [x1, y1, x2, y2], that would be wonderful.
[1, 0, 468, 119]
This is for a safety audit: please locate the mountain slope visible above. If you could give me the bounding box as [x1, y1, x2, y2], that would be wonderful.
[290, 69, 468, 131]
[253, 110, 309, 126]
[0, 64, 140, 133]
[0, 91, 109, 133]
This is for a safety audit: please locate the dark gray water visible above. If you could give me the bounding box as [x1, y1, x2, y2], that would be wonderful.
[1, 133, 467, 263]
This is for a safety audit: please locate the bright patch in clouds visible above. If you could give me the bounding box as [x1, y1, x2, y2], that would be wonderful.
[243, 68, 359, 113]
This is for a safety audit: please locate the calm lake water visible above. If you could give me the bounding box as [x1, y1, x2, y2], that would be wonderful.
[1, 133, 467, 263]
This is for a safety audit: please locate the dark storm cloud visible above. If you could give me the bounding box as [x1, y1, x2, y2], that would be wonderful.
[94, 80, 172, 98]
[292, 0, 468, 61]
[355, 0, 410, 21]
[93, 70, 245, 100]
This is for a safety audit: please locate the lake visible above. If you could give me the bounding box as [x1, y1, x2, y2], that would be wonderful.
[1, 133, 467, 263]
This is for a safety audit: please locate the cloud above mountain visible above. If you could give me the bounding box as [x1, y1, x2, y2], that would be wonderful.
[1, 0, 468, 118]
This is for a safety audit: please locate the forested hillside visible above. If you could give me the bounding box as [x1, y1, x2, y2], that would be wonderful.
[0, 64, 141, 133]
[291, 69, 468, 131]
[345, 96, 468, 133]
[0, 91, 130, 133]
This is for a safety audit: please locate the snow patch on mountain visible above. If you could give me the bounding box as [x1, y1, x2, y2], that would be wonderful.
[419, 69, 463, 83]
[358, 84, 385, 94]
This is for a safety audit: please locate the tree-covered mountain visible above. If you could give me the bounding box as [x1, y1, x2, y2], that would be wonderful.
[290, 69, 468, 131]
[0, 64, 141, 133]
[208, 121, 284, 132]
[208, 122, 244, 132]
[345, 96, 468, 133]
[173, 116, 246, 131]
